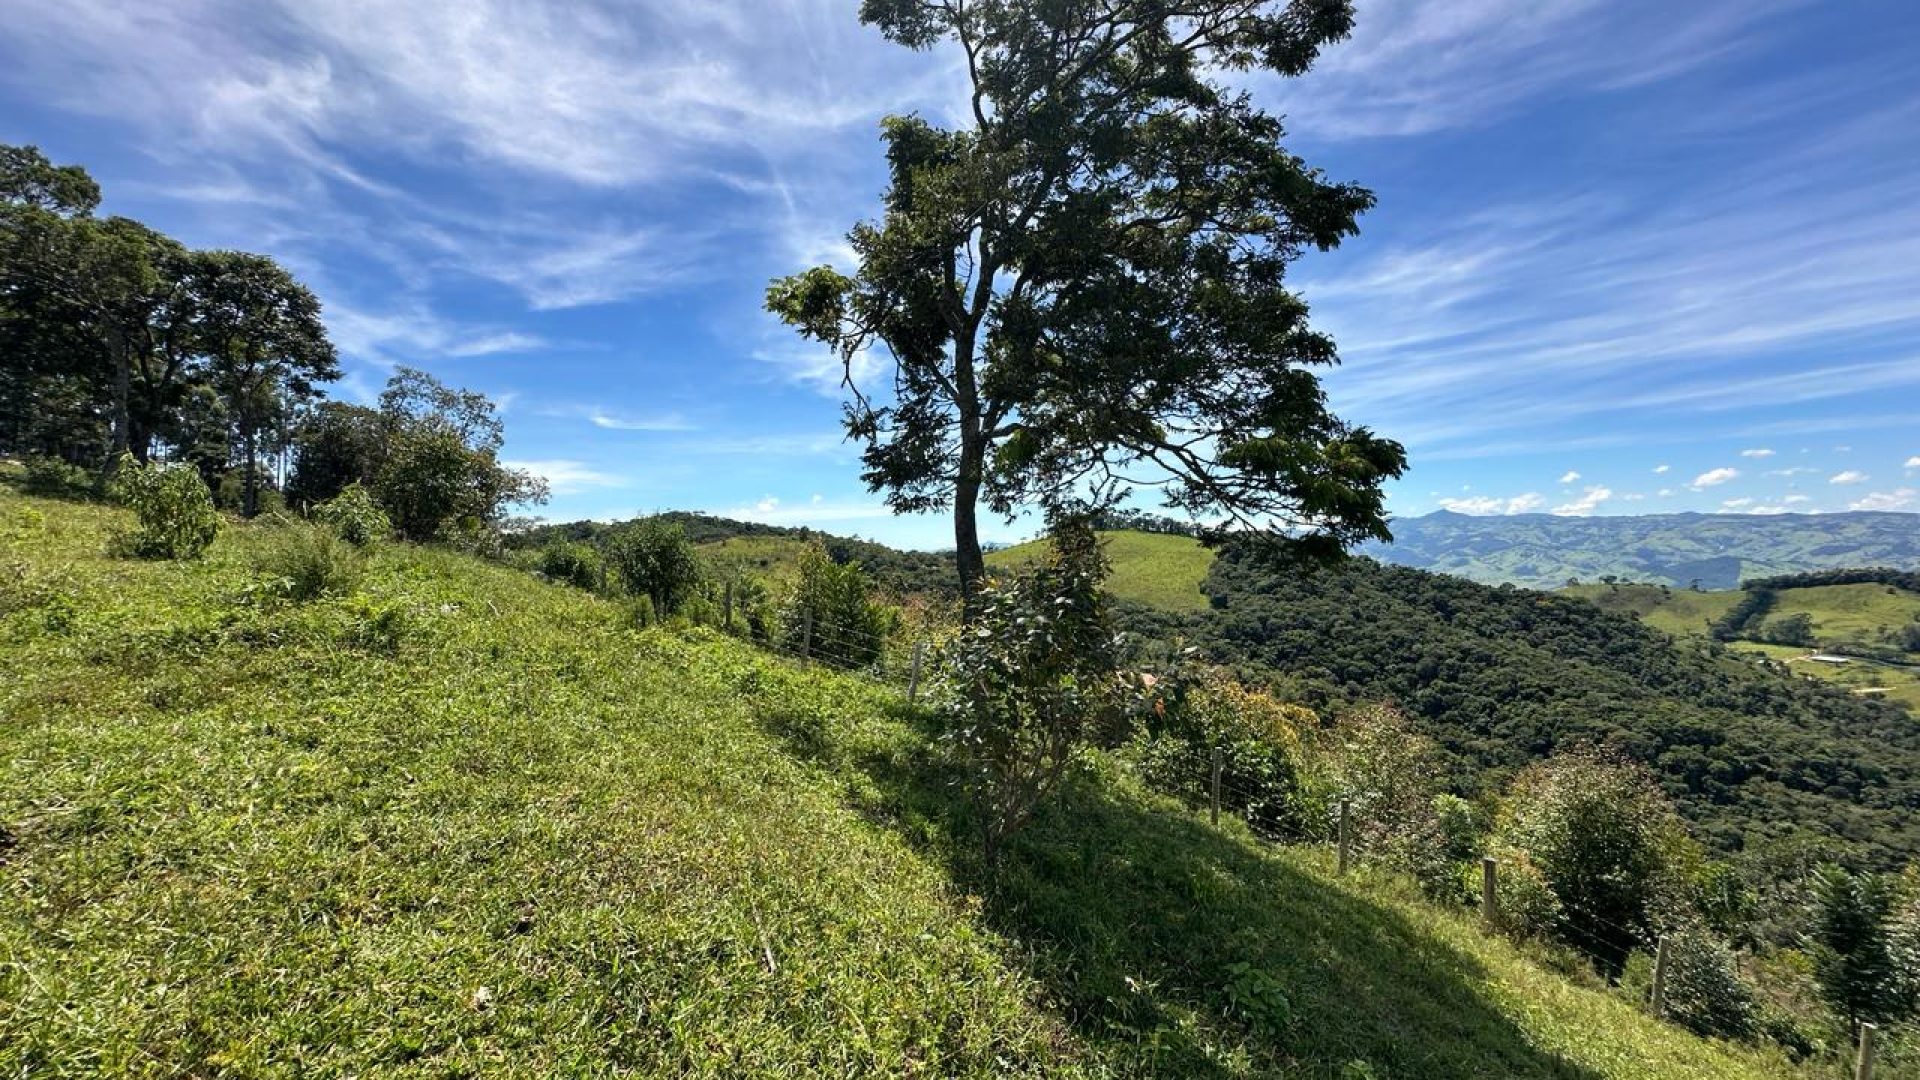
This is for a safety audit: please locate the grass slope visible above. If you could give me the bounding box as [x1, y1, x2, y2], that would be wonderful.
[1564, 581, 1920, 709]
[990, 530, 1214, 612]
[1, 490, 1793, 1077]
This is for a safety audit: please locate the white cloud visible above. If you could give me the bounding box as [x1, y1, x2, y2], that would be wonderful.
[1739, 447, 1775, 458]
[726, 497, 894, 525]
[1905, 456, 1920, 469]
[1657, 488, 1675, 497]
[1830, 470, 1869, 485]
[1653, 464, 1671, 474]
[1690, 467, 1740, 489]
[1784, 495, 1812, 504]
[1768, 466, 1818, 477]
[1437, 492, 1545, 515]
[1552, 485, 1613, 516]
[1721, 497, 1753, 509]
[1557, 470, 1581, 484]
[1850, 488, 1916, 511]
[585, 409, 697, 432]
[502, 458, 628, 495]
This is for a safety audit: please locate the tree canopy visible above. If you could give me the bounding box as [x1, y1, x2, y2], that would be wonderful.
[768, 0, 1405, 598]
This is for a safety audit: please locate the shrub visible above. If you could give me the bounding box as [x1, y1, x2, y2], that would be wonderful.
[1482, 846, 1564, 941]
[22, 455, 97, 498]
[1492, 747, 1695, 975]
[604, 518, 702, 615]
[936, 519, 1146, 857]
[253, 516, 365, 602]
[1805, 865, 1917, 1028]
[107, 455, 219, 559]
[315, 483, 390, 547]
[1661, 929, 1760, 1040]
[781, 544, 894, 669]
[1299, 704, 1459, 896]
[1135, 667, 1315, 837]
[538, 541, 603, 591]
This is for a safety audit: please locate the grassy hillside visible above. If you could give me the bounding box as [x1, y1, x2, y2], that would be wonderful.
[0, 489, 1796, 1078]
[990, 529, 1215, 612]
[1564, 580, 1920, 709]
[1367, 510, 1920, 589]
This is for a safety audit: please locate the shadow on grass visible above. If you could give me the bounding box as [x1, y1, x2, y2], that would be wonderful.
[788, 706, 1607, 1079]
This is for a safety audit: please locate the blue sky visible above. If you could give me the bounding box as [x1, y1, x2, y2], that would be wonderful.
[3, 0, 1917, 548]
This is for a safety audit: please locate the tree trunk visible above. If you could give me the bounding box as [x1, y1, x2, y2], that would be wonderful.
[109, 331, 131, 459]
[953, 437, 986, 607]
[241, 421, 258, 517]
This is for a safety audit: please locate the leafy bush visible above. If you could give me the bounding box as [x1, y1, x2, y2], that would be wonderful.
[1483, 846, 1564, 941]
[538, 541, 602, 591]
[22, 455, 96, 498]
[315, 483, 390, 547]
[106, 454, 219, 559]
[1805, 865, 1917, 1028]
[936, 519, 1145, 857]
[1299, 704, 1459, 897]
[1661, 929, 1760, 1040]
[604, 518, 702, 615]
[781, 543, 894, 669]
[1134, 667, 1315, 837]
[252, 516, 365, 602]
[1492, 747, 1695, 975]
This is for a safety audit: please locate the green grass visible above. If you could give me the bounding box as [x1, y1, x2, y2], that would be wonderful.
[990, 530, 1215, 612]
[0, 488, 1803, 1077]
[696, 534, 817, 583]
[1564, 581, 1920, 710]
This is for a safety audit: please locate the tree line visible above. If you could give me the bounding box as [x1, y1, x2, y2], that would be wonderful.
[2, 143, 544, 538]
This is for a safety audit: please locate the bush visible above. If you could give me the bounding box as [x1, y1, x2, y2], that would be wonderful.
[1134, 667, 1315, 837]
[604, 518, 702, 615]
[252, 516, 365, 602]
[1299, 704, 1460, 897]
[781, 544, 894, 670]
[538, 541, 603, 591]
[1482, 846, 1564, 941]
[1661, 929, 1760, 1040]
[22, 455, 97, 498]
[936, 519, 1146, 857]
[1492, 747, 1695, 975]
[315, 483, 390, 547]
[107, 455, 219, 559]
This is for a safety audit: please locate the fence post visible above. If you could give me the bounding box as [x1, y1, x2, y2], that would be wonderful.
[1856, 1022, 1877, 1080]
[1481, 856, 1498, 930]
[801, 609, 813, 661]
[907, 640, 925, 703]
[1336, 799, 1351, 876]
[1210, 745, 1222, 826]
[1650, 935, 1670, 1017]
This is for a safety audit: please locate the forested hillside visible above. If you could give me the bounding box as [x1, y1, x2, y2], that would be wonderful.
[1101, 539, 1920, 867]
[1367, 510, 1920, 589]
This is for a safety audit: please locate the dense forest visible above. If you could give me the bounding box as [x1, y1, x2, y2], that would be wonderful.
[1112, 541, 1920, 868]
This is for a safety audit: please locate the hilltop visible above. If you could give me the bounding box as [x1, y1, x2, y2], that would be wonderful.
[0, 487, 1801, 1078]
[1365, 510, 1920, 589]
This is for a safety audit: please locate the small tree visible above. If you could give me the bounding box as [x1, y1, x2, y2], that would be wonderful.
[1493, 747, 1693, 975]
[1806, 865, 1916, 1029]
[603, 518, 702, 616]
[106, 453, 219, 559]
[314, 483, 389, 548]
[368, 369, 546, 541]
[781, 543, 894, 669]
[937, 518, 1142, 857]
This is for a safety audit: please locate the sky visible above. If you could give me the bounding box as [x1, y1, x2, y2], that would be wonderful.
[2, 0, 1917, 548]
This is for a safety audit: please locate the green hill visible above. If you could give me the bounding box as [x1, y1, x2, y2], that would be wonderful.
[0, 489, 1795, 1078]
[1564, 579, 1920, 709]
[1367, 510, 1920, 589]
[989, 529, 1215, 612]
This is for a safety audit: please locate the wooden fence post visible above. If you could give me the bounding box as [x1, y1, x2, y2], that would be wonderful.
[1336, 799, 1351, 876]
[1210, 745, 1222, 826]
[907, 640, 925, 703]
[801, 609, 813, 661]
[1481, 857, 1498, 930]
[1856, 1022, 1877, 1080]
[1650, 935, 1670, 1017]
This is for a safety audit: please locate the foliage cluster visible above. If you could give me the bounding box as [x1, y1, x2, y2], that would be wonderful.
[105, 453, 219, 558]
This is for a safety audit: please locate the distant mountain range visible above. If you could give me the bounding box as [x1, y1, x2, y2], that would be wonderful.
[1363, 511, 1920, 590]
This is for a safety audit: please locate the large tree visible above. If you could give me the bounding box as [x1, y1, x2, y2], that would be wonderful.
[188, 251, 338, 515]
[768, 0, 1406, 599]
